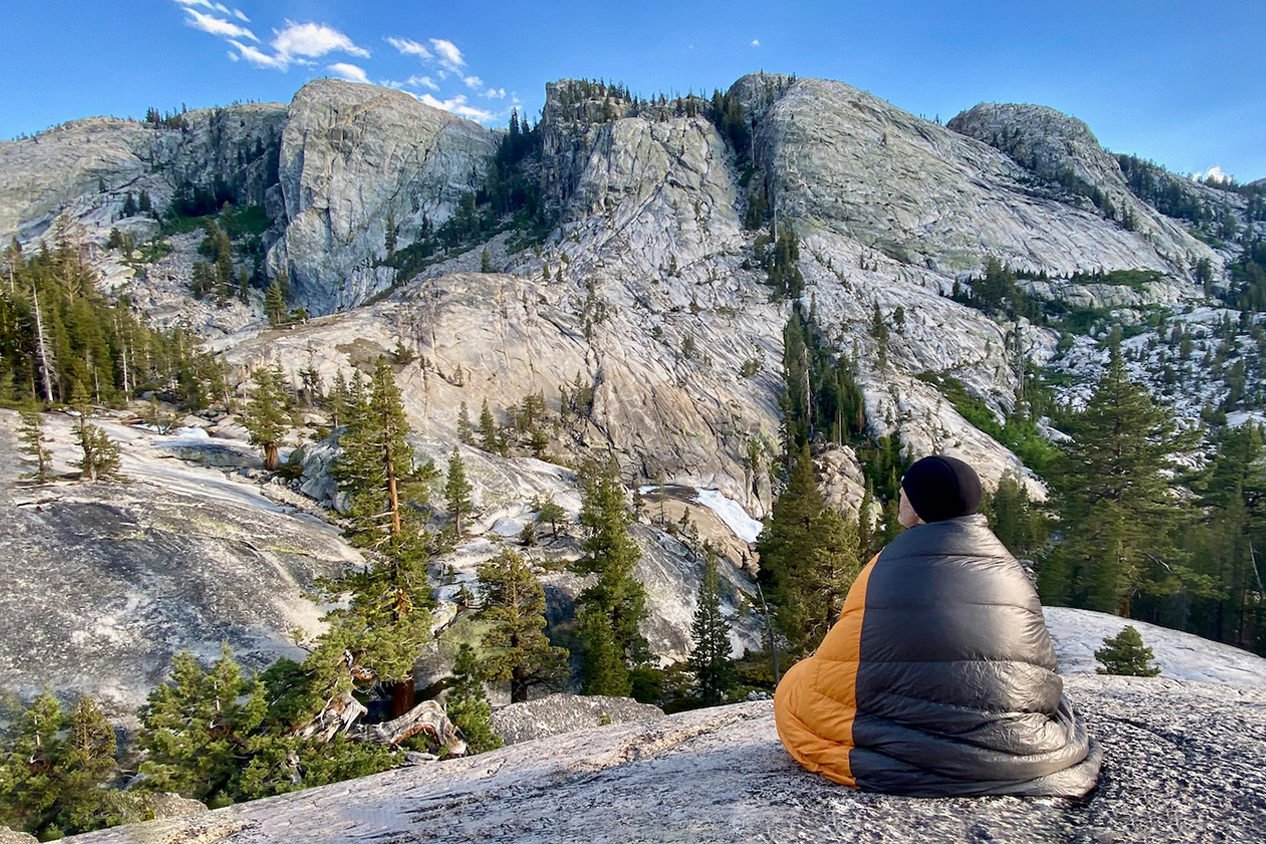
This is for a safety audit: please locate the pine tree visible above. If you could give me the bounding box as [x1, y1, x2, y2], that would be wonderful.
[264, 278, 287, 327]
[576, 604, 630, 695]
[445, 644, 502, 753]
[329, 369, 350, 428]
[456, 401, 473, 444]
[1186, 424, 1266, 648]
[323, 358, 434, 716]
[58, 696, 122, 833]
[241, 364, 292, 471]
[478, 398, 499, 453]
[1042, 342, 1194, 614]
[800, 507, 862, 650]
[477, 550, 568, 702]
[0, 690, 66, 835]
[138, 646, 268, 804]
[987, 472, 1048, 560]
[533, 494, 566, 539]
[75, 406, 120, 482]
[1094, 625, 1162, 676]
[755, 445, 824, 655]
[18, 410, 51, 482]
[571, 460, 649, 685]
[445, 446, 474, 536]
[688, 546, 736, 705]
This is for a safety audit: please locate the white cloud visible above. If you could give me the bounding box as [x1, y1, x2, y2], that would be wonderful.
[750, 38, 760, 47]
[172, 0, 247, 20]
[226, 50, 238, 62]
[327, 62, 369, 84]
[183, 8, 258, 41]
[419, 93, 493, 122]
[386, 36, 431, 60]
[228, 38, 287, 70]
[463, 74, 483, 89]
[430, 38, 465, 71]
[1196, 165, 1232, 184]
[274, 21, 370, 61]
[408, 74, 440, 91]
[483, 87, 506, 100]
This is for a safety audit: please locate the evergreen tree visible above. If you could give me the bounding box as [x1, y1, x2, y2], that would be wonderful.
[477, 550, 568, 702]
[576, 604, 630, 695]
[688, 546, 737, 705]
[241, 363, 292, 471]
[571, 460, 649, 686]
[1042, 343, 1194, 615]
[755, 445, 823, 652]
[323, 357, 434, 717]
[986, 472, 1048, 560]
[75, 405, 120, 482]
[1094, 625, 1161, 676]
[445, 446, 474, 536]
[0, 690, 66, 835]
[138, 646, 268, 804]
[1186, 424, 1266, 649]
[533, 494, 566, 539]
[57, 696, 123, 833]
[456, 401, 473, 444]
[478, 398, 499, 453]
[445, 644, 501, 753]
[264, 278, 287, 327]
[18, 410, 51, 483]
[799, 507, 862, 650]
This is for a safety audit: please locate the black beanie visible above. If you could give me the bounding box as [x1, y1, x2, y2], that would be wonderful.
[901, 455, 983, 523]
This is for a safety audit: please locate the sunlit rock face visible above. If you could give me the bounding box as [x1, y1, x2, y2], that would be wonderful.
[0, 411, 361, 714]
[268, 80, 498, 314]
[0, 104, 285, 244]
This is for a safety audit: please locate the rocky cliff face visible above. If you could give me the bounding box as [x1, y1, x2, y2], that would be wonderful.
[748, 76, 1215, 277]
[63, 674, 1266, 844]
[268, 80, 498, 314]
[948, 102, 1216, 260]
[0, 104, 285, 244]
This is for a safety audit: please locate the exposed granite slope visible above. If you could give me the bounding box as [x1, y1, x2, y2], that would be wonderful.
[64, 676, 1266, 844]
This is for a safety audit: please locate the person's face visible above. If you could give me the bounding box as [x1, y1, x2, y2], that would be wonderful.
[898, 486, 923, 529]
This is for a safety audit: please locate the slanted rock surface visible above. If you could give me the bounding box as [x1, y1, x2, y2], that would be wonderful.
[491, 693, 664, 745]
[0, 411, 362, 712]
[64, 676, 1266, 843]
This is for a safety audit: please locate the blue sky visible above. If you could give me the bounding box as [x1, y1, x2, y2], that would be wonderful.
[3, 1, 1264, 181]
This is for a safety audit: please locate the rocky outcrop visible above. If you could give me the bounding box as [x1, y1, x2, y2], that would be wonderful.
[0, 411, 361, 712]
[948, 102, 1214, 261]
[491, 693, 663, 745]
[747, 76, 1216, 279]
[64, 675, 1266, 844]
[0, 105, 285, 244]
[268, 80, 497, 314]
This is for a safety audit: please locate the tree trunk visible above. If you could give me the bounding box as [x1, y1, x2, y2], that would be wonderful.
[356, 699, 465, 754]
[264, 442, 280, 471]
[390, 679, 415, 719]
[511, 666, 528, 704]
[31, 284, 54, 404]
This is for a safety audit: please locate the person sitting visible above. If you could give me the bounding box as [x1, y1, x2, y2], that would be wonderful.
[773, 454, 1102, 796]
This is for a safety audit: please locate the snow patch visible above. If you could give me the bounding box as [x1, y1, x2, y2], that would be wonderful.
[693, 489, 763, 544]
